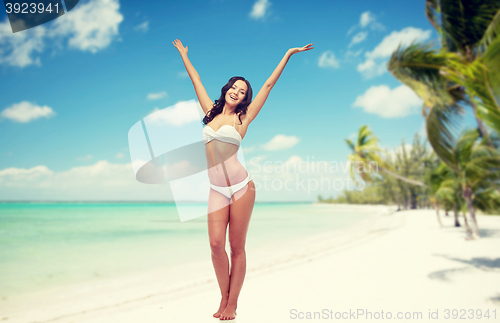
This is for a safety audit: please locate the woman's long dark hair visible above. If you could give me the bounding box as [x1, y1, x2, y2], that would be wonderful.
[202, 76, 253, 126]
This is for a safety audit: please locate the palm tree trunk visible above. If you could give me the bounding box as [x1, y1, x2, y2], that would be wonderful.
[410, 189, 417, 209]
[466, 200, 480, 238]
[462, 212, 473, 239]
[463, 186, 480, 239]
[434, 202, 443, 227]
[453, 205, 460, 227]
[470, 101, 489, 138]
[378, 166, 426, 187]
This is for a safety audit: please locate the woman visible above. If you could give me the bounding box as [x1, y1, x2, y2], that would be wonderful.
[173, 39, 312, 320]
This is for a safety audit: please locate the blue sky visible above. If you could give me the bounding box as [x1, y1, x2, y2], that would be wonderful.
[0, 0, 473, 201]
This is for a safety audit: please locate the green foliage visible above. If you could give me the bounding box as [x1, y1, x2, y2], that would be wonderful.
[327, 131, 433, 209]
[323, 3, 500, 220]
[318, 185, 388, 205]
[389, 1, 500, 169]
[322, 128, 500, 216]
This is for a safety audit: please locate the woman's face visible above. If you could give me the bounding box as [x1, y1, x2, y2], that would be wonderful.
[225, 80, 248, 106]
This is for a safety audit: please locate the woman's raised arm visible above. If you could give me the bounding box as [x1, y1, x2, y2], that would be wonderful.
[245, 44, 313, 123]
[172, 39, 214, 115]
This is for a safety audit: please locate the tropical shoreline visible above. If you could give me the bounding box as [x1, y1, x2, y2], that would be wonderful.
[3, 205, 498, 322]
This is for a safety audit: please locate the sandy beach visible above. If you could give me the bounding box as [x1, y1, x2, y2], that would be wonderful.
[2, 206, 500, 323]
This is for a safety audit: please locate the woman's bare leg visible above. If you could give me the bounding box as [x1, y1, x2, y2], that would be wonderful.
[219, 180, 256, 320]
[207, 189, 231, 318]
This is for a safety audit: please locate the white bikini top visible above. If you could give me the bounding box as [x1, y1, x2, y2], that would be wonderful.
[203, 113, 242, 146]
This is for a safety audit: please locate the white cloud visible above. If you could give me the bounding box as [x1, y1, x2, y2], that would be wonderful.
[0, 162, 115, 189]
[360, 11, 374, 27]
[261, 135, 300, 151]
[52, 0, 124, 53]
[0, 0, 123, 67]
[349, 31, 368, 47]
[347, 25, 358, 36]
[0, 19, 45, 67]
[366, 27, 432, 60]
[361, 11, 384, 30]
[0, 157, 354, 202]
[1, 101, 56, 123]
[357, 27, 432, 79]
[250, 0, 271, 19]
[116, 153, 125, 159]
[345, 49, 363, 59]
[348, 11, 384, 35]
[0, 161, 172, 201]
[147, 91, 167, 100]
[0, 165, 54, 186]
[318, 51, 339, 69]
[134, 21, 149, 32]
[352, 84, 423, 118]
[146, 100, 201, 126]
[356, 59, 386, 78]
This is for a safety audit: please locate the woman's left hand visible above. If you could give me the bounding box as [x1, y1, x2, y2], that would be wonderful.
[288, 44, 314, 55]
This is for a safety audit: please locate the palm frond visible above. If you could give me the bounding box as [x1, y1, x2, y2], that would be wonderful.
[426, 102, 462, 171]
[388, 42, 456, 108]
[474, 188, 500, 213]
[441, 50, 500, 134]
[440, 0, 500, 56]
[426, 0, 441, 31]
[477, 6, 500, 53]
[346, 125, 426, 186]
[455, 128, 478, 168]
[358, 125, 379, 149]
[482, 37, 500, 130]
[345, 139, 355, 152]
[436, 186, 455, 201]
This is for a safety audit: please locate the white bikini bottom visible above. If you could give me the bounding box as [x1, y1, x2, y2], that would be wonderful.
[209, 173, 252, 199]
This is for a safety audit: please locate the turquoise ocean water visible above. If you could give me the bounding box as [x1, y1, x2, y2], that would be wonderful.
[0, 202, 381, 298]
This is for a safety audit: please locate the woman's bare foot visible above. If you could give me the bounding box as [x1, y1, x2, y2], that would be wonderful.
[219, 304, 237, 320]
[213, 297, 228, 318]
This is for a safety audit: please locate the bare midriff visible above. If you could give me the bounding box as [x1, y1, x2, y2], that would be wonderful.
[205, 140, 248, 187]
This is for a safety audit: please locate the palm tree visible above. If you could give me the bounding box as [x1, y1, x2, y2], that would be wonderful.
[388, 1, 500, 168]
[433, 163, 463, 227]
[426, 161, 449, 227]
[345, 125, 427, 187]
[450, 129, 500, 238]
[378, 175, 403, 209]
[392, 134, 430, 208]
[435, 176, 462, 227]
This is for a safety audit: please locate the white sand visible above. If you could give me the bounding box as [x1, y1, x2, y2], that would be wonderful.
[2, 207, 500, 322]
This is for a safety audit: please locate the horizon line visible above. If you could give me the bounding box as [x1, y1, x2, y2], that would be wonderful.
[0, 200, 317, 204]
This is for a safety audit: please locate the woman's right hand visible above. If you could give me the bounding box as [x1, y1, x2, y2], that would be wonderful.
[172, 39, 188, 56]
[288, 44, 314, 55]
